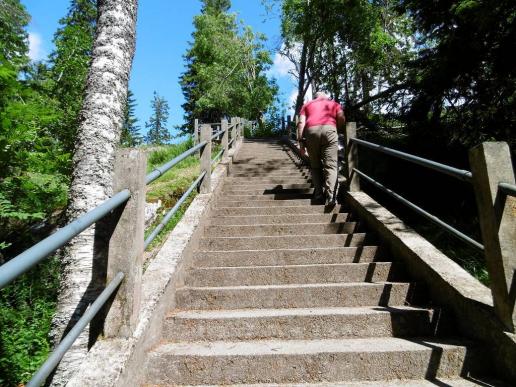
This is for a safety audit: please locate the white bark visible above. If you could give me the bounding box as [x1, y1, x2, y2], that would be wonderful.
[49, 1, 138, 385]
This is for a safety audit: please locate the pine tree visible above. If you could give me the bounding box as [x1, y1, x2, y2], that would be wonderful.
[120, 90, 142, 147]
[49, 0, 97, 154]
[179, 0, 277, 134]
[145, 91, 171, 145]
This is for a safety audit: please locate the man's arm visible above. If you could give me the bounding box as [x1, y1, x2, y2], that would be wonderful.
[336, 110, 346, 133]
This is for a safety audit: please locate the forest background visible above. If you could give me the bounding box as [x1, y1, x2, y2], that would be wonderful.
[1, 0, 515, 385]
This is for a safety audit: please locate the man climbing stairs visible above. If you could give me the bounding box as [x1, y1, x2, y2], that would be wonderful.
[142, 139, 503, 386]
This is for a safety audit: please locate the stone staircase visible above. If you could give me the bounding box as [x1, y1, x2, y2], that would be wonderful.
[142, 139, 501, 386]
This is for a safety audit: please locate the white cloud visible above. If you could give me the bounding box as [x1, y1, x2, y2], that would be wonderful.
[270, 51, 296, 78]
[28, 32, 45, 61]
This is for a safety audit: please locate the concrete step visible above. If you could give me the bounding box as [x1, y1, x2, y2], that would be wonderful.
[194, 246, 380, 267]
[163, 306, 434, 342]
[143, 377, 501, 387]
[213, 205, 340, 216]
[209, 213, 350, 226]
[225, 183, 313, 190]
[186, 262, 394, 286]
[230, 166, 308, 172]
[229, 172, 308, 178]
[175, 282, 410, 309]
[223, 186, 314, 195]
[220, 193, 314, 201]
[215, 199, 313, 208]
[226, 177, 310, 185]
[198, 233, 367, 251]
[204, 222, 358, 237]
[144, 337, 480, 385]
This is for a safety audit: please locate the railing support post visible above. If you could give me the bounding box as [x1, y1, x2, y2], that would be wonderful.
[345, 122, 360, 192]
[470, 142, 516, 332]
[200, 124, 212, 193]
[221, 119, 229, 162]
[194, 119, 199, 145]
[231, 117, 236, 148]
[104, 149, 147, 338]
[287, 115, 292, 140]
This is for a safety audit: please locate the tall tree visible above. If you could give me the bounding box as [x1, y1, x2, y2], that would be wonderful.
[145, 91, 171, 145]
[49, 0, 97, 155]
[180, 0, 277, 133]
[120, 89, 142, 147]
[399, 0, 516, 149]
[49, 0, 138, 385]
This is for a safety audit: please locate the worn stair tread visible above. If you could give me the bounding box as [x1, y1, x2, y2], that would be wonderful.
[186, 262, 394, 286]
[209, 213, 350, 225]
[215, 199, 314, 207]
[194, 246, 380, 266]
[199, 233, 368, 250]
[179, 281, 407, 291]
[168, 305, 428, 320]
[149, 336, 474, 357]
[213, 205, 342, 216]
[204, 222, 358, 237]
[175, 282, 410, 309]
[143, 377, 503, 386]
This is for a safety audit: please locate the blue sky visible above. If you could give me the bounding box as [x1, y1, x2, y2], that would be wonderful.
[21, 0, 297, 138]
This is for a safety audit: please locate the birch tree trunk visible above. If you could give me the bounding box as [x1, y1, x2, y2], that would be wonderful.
[49, 1, 138, 385]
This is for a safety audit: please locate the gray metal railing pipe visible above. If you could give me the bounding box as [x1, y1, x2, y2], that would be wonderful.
[26, 272, 125, 387]
[353, 168, 484, 251]
[0, 190, 131, 289]
[228, 138, 235, 147]
[211, 128, 226, 141]
[351, 138, 473, 183]
[499, 182, 516, 197]
[211, 149, 225, 165]
[145, 141, 207, 185]
[144, 171, 207, 249]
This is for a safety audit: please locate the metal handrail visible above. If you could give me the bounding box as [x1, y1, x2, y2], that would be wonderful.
[212, 149, 225, 165]
[351, 138, 473, 183]
[499, 182, 516, 197]
[1, 117, 237, 385]
[144, 171, 207, 249]
[26, 272, 125, 387]
[0, 190, 131, 289]
[211, 128, 226, 141]
[146, 141, 207, 185]
[353, 168, 484, 251]
[228, 138, 235, 147]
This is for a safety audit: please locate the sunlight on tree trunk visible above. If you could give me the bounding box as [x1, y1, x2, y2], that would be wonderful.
[49, 0, 138, 385]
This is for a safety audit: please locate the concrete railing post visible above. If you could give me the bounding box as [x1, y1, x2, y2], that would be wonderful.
[200, 124, 212, 193]
[287, 115, 292, 140]
[470, 142, 516, 332]
[221, 119, 229, 162]
[345, 122, 360, 192]
[105, 149, 147, 338]
[194, 119, 199, 145]
[231, 117, 236, 148]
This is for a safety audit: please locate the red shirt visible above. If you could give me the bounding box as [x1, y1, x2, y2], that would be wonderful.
[300, 97, 343, 128]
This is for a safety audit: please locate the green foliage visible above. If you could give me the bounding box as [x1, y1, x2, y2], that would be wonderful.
[145, 91, 171, 145]
[0, 256, 60, 386]
[49, 0, 97, 153]
[180, 0, 277, 133]
[121, 90, 142, 147]
[399, 0, 516, 150]
[0, 0, 30, 66]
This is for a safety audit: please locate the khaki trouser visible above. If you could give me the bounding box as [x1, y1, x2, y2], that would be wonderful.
[304, 125, 338, 200]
